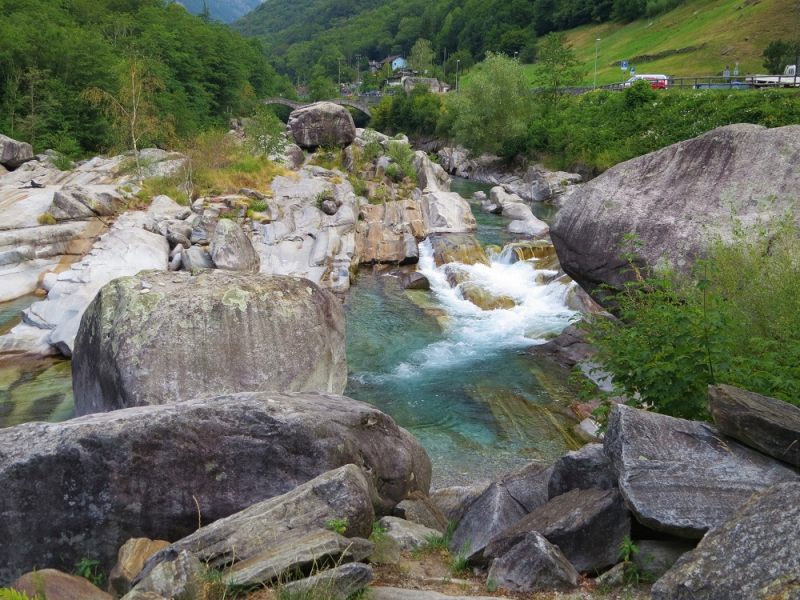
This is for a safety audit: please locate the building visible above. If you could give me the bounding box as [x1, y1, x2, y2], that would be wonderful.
[380, 55, 407, 71]
[401, 77, 451, 94]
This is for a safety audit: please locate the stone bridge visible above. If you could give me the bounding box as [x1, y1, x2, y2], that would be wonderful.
[262, 97, 372, 117]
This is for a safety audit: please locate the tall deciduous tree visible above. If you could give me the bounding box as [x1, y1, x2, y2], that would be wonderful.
[409, 38, 434, 76]
[532, 32, 583, 110]
[449, 52, 532, 156]
[84, 56, 172, 182]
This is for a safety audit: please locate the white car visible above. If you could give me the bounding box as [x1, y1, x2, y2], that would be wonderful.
[623, 74, 669, 89]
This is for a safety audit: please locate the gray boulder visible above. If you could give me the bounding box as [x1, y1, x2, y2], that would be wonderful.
[485, 488, 630, 574]
[223, 531, 373, 586]
[449, 463, 551, 563]
[11, 569, 113, 600]
[551, 124, 800, 302]
[429, 482, 490, 524]
[378, 516, 439, 551]
[605, 404, 798, 538]
[394, 491, 449, 533]
[420, 191, 477, 234]
[413, 151, 451, 192]
[501, 202, 535, 221]
[507, 217, 549, 237]
[487, 532, 579, 592]
[708, 383, 800, 468]
[371, 589, 500, 600]
[288, 102, 356, 149]
[180, 246, 214, 271]
[398, 269, 430, 290]
[208, 218, 260, 273]
[548, 443, 616, 499]
[0, 395, 430, 584]
[651, 481, 800, 600]
[280, 563, 374, 600]
[72, 271, 347, 414]
[122, 551, 203, 600]
[52, 185, 114, 219]
[139, 465, 376, 576]
[0, 134, 34, 169]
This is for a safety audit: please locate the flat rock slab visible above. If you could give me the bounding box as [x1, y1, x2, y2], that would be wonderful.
[281, 562, 374, 600]
[605, 404, 798, 538]
[223, 530, 373, 586]
[487, 531, 579, 592]
[0, 395, 430, 585]
[651, 481, 800, 600]
[72, 270, 348, 415]
[378, 516, 440, 552]
[122, 550, 203, 600]
[708, 383, 800, 468]
[485, 488, 630, 574]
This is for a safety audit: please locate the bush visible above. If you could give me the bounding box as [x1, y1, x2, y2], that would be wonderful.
[37, 212, 57, 225]
[581, 223, 800, 421]
[385, 162, 405, 182]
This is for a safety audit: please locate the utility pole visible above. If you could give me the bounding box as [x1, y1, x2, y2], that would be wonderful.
[355, 53, 361, 96]
[443, 48, 447, 76]
[594, 39, 601, 89]
[338, 57, 343, 89]
[456, 59, 460, 93]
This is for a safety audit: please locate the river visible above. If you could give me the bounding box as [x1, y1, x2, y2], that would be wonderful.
[0, 179, 581, 487]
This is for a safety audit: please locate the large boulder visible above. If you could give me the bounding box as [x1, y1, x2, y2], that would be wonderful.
[651, 481, 800, 600]
[547, 443, 616, 499]
[72, 271, 347, 414]
[0, 134, 34, 169]
[551, 124, 800, 302]
[708, 383, 800, 468]
[0, 394, 430, 584]
[605, 404, 798, 538]
[288, 102, 357, 149]
[486, 532, 579, 592]
[420, 191, 477, 234]
[11, 569, 113, 600]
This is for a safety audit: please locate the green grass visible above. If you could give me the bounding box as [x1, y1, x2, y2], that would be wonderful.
[449, 0, 798, 91]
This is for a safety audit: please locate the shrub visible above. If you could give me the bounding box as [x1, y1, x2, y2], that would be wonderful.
[385, 163, 405, 182]
[37, 212, 57, 225]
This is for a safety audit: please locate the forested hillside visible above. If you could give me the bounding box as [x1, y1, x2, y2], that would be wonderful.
[233, 0, 619, 79]
[0, 0, 294, 155]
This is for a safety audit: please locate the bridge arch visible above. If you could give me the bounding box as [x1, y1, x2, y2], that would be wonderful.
[262, 97, 372, 118]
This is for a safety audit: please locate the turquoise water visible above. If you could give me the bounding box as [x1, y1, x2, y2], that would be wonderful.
[0, 295, 75, 428]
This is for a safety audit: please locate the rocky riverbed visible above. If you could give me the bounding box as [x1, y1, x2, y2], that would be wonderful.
[1, 112, 799, 600]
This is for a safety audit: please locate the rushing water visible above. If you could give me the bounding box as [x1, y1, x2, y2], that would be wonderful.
[345, 180, 581, 487]
[0, 178, 582, 488]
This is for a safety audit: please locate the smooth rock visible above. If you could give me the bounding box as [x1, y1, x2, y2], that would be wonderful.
[12, 569, 113, 600]
[139, 465, 376, 577]
[208, 218, 260, 273]
[378, 516, 440, 552]
[146, 195, 184, 221]
[181, 246, 214, 271]
[449, 462, 551, 564]
[281, 562, 374, 600]
[604, 404, 798, 538]
[368, 534, 403, 565]
[427, 233, 488, 267]
[288, 102, 356, 149]
[548, 443, 616, 499]
[109, 538, 171, 596]
[223, 531, 373, 586]
[501, 202, 534, 221]
[72, 271, 347, 414]
[370, 588, 501, 600]
[394, 491, 449, 533]
[485, 488, 630, 574]
[487, 532, 579, 592]
[413, 151, 451, 193]
[507, 217, 549, 237]
[551, 124, 800, 302]
[0, 134, 34, 169]
[429, 482, 490, 524]
[53, 185, 113, 218]
[398, 269, 430, 290]
[708, 383, 800, 468]
[123, 550, 203, 600]
[420, 191, 477, 234]
[0, 398, 429, 584]
[651, 481, 800, 600]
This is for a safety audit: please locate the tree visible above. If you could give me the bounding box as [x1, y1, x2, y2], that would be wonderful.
[532, 32, 583, 110]
[762, 39, 800, 74]
[308, 76, 338, 101]
[449, 52, 533, 156]
[84, 56, 172, 183]
[244, 106, 288, 158]
[408, 38, 434, 76]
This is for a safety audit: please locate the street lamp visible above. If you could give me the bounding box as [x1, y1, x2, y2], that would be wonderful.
[514, 51, 518, 60]
[456, 59, 460, 93]
[594, 38, 601, 89]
